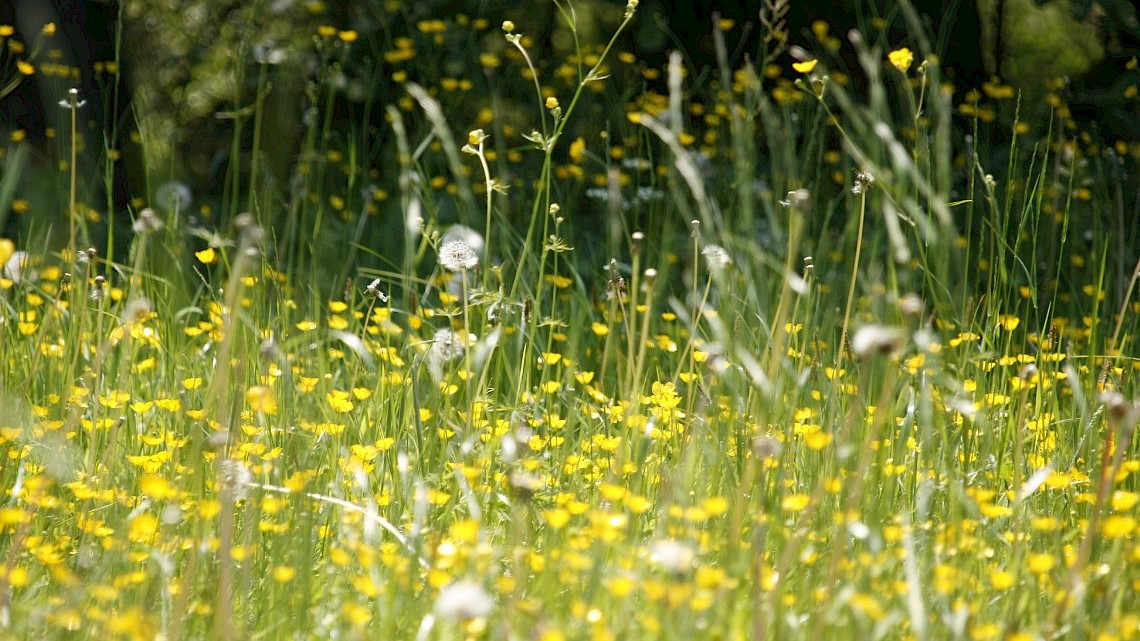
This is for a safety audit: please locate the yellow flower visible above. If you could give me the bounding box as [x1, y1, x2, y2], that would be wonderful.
[5, 566, 28, 587]
[195, 247, 217, 264]
[1026, 553, 1055, 574]
[996, 314, 1020, 331]
[246, 386, 277, 415]
[544, 508, 571, 529]
[888, 47, 913, 73]
[979, 503, 1012, 519]
[990, 569, 1015, 590]
[781, 493, 811, 512]
[272, 565, 297, 582]
[343, 602, 371, 626]
[802, 428, 832, 451]
[140, 474, 177, 500]
[326, 390, 354, 413]
[1111, 490, 1139, 511]
[569, 137, 586, 163]
[1102, 515, 1136, 539]
[792, 59, 818, 74]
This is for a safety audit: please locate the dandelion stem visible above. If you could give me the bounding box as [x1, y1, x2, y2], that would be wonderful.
[838, 189, 868, 365]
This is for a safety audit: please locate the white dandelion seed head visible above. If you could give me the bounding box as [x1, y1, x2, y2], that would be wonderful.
[155, 181, 193, 213]
[753, 435, 783, 460]
[913, 328, 939, 353]
[434, 580, 493, 620]
[161, 504, 183, 525]
[899, 293, 924, 316]
[74, 247, 97, 265]
[132, 208, 165, 235]
[365, 278, 388, 302]
[850, 324, 907, 359]
[785, 272, 808, 294]
[253, 42, 287, 65]
[439, 239, 479, 271]
[950, 396, 977, 420]
[124, 297, 153, 323]
[428, 328, 467, 381]
[701, 244, 732, 271]
[779, 188, 811, 208]
[2, 251, 35, 285]
[852, 171, 875, 195]
[847, 521, 870, 540]
[58, 87, 87, 109]
[218, 459, 253, 500]
[89, 275, 107, 301]
[1099, 389, 1139, 424]
[509, 471, 543, 499]
[647, 538, 695, 574]
[430, 329, 464, 362]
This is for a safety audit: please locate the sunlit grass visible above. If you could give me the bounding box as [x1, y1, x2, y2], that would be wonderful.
[1, 1, 1139, 640]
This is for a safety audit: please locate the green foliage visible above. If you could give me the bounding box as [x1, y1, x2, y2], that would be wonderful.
[1, 1, 1139, 640]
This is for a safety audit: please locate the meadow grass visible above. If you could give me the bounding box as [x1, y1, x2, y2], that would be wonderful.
[1, 1, 1139, 640]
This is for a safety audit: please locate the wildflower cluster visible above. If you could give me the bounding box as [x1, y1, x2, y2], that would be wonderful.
[1, 2, 1138, 641]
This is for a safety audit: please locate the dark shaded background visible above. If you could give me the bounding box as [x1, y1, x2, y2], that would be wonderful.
[1, 0, 1137, 262]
